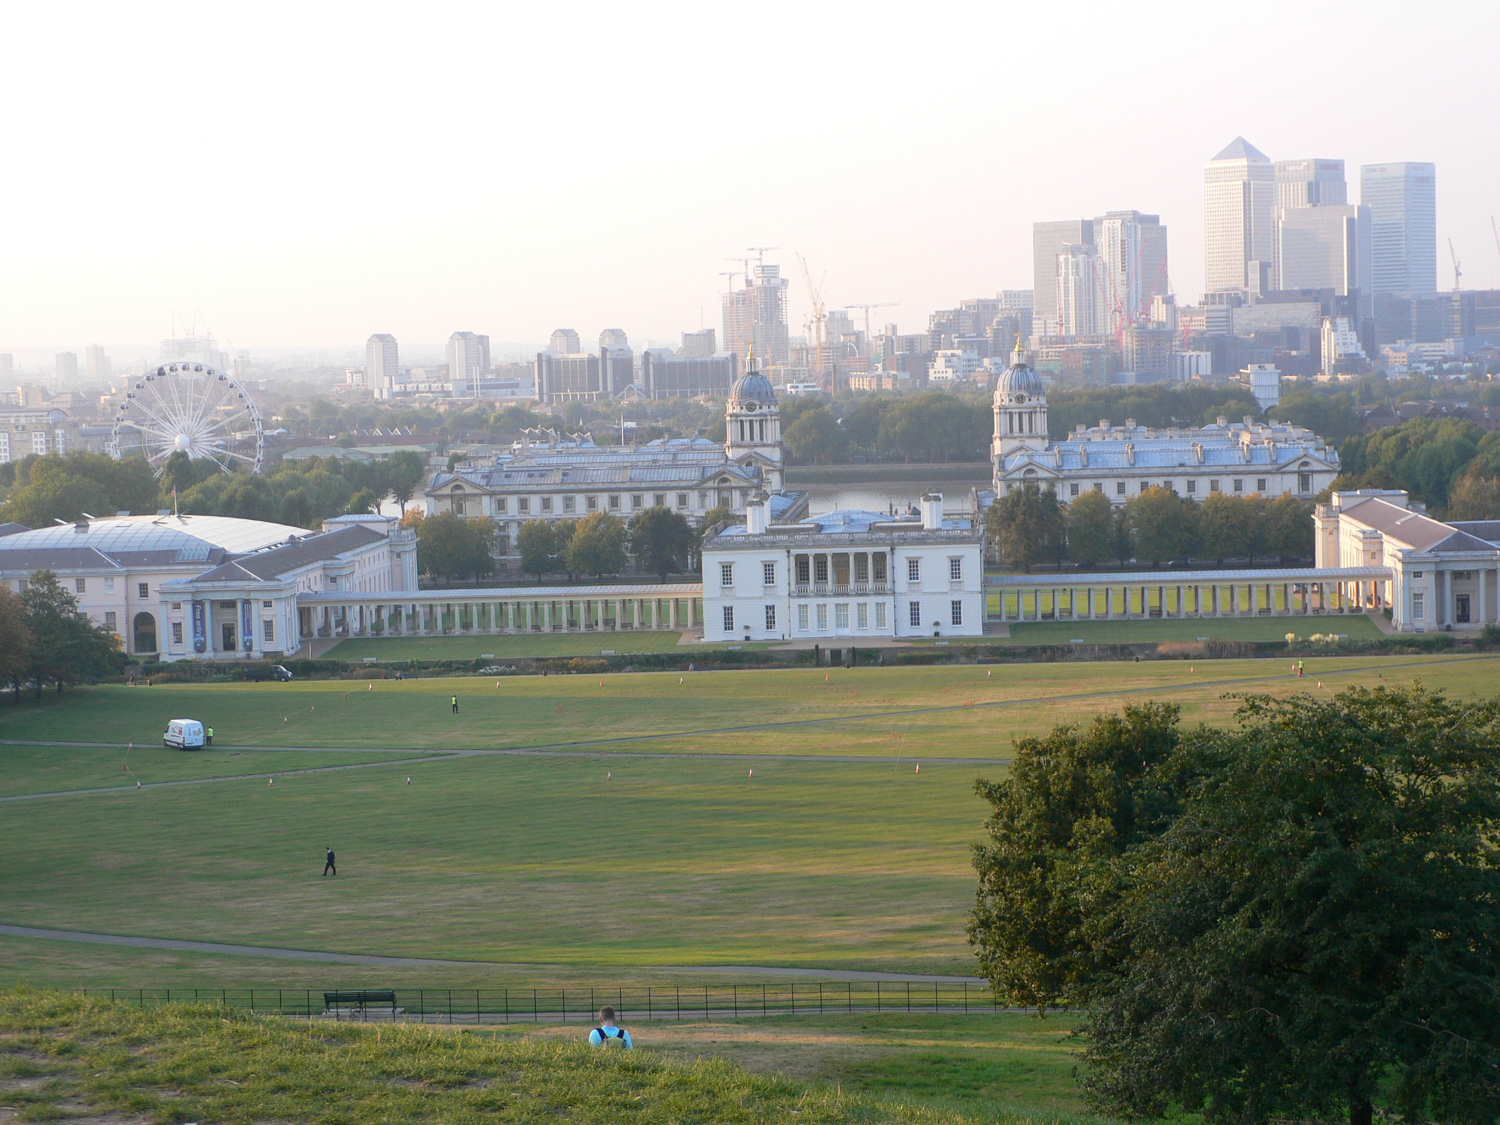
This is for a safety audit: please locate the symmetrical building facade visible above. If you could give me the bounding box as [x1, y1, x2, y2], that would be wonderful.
[1204, 136, 1275, 295]
[1360, 162, 1437, 297]
[0, 513, 417, 660]
[702, 491, 985, 642]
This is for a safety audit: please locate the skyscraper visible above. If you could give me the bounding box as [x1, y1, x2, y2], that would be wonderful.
[1273, 159, 1346, 287]
[0, 355, 12, 383]
[366, 334, 399, 384]
[1057, 244, 1103, 337]
[1277, 205, 1374, 320]
[1033, 219, 1094, 336]
[1360, 162, 1437, 296]
[85, 344, 111, 381]
[679, 328, 716, 358]
[721, 263, 790, 363]
[55, 352, 78, 382]
[1203, 137, 1275, 295]
[1096, 211, 1169, 335]
[446, 331, 490, 397]
[549, 328, 581, 354]
[599, 329, 634, 395]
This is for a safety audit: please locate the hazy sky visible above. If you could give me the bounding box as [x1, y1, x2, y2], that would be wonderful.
[3, 0, 1497, 358]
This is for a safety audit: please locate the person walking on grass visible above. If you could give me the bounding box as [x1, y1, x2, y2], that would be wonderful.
[451, 695, 459, 714]
[323, 846, 336, 876]
[588, 1007, 632, 1048]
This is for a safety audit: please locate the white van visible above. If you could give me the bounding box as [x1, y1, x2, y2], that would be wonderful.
[163, 719, 207, 750]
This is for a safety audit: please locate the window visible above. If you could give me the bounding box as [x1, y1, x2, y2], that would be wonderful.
[632, 494, 644, 509]
[104, 611, 116, 632]
[677, 493, 688, 508]
[949, 557, 962, 582]
[105, 578, 115, 594]
[563, 496, 575, 513]
[609, 495, 620, 509]
[138, 583, 149, 599]
[909, 601, 922, 628]
[1233, 479, 1244, 493]
[540, 497, 553, 513]
[796, 556, 810, 584]
[74, 577, 86, 593]
[875, 602, 886, 628]
[496, 498, 508, 514]
[1412, 571, 1424, 578]
[951, 600, 963, 626]
[816, 604, 828, 630]
[263, 619, 275, 642]
[762, 561, 776, 586]
[1412, 592, 1424, 620]
[835, 603, 849, 628]
[872, 554, 887, 583]
[798, 604, 809, 630]
[1186, 479, 1196, 494]
[765, 604, 776, 629]
[856, 603, 868, 629]
[814, 556, 829, 583]
[1116, 481, 1126, 496]
[698, 491, 708, 507]
[262, 601, 272, 608]
[519, 498, 530, 514]
[1257, 478, 1267, 492]
[720, 562, 734, 587]
[453, 496, 465, 515]
[907, 558, 920, 583]
[1069, 482, 1080, 497]
[654, 494, 665, 507]
[723, 605, 735, 630]
[1093, 482, 1103, 492]
[1299, 473, 1311, 492]
[171, 621, 183, 645]
[1209, 480, 1220, 492]
[587, 495, 598, 511]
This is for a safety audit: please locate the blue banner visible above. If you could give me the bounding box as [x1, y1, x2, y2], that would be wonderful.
[192, 601, 206, 653]
[241, 600, 254, 651]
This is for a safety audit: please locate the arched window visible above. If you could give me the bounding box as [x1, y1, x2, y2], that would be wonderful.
[133, 612, 157, 654]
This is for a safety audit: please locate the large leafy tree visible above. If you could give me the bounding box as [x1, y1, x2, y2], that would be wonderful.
[1125, 486, 1199, 565]
[1261, 493, 1313, 562]
[20, 569, 121, 696]
[416, 512, 495, 585]
[516, 519, 567, 581]
[985, 483, 1063, 573]
[383, 450, 427, 515]
[0, 452, 162, 526]
[1065, 489, 1114, 566]
[783, 407, 846, 464]
[1198, 492, 1255, 565]
[628, 506, 695, 582]
[565, 511, 627, 578]
[0, 586, 33, 703]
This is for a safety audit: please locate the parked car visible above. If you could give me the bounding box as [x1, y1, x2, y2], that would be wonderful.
[163, 719, 207, 750]
[271, 665, 294, 682]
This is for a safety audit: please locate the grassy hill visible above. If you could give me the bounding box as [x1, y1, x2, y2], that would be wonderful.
[0, 990, 1084, 1125]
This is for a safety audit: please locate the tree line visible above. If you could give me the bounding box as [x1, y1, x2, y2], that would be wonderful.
[0, 571, 123, 701]
[405, 504, 716, 586]
[986, 485, 1313, 572]
[1333, 415, 1500, 518]
[970, 684, 1500, 1125]
[0, 450, 427, 532]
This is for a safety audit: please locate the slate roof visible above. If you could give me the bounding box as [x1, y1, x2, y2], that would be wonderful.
[188, 525, 387, 584]
[1451, 521, 1500, 546]
[1001, 435, 1334, 475]
[1339, 497, 1500, 554]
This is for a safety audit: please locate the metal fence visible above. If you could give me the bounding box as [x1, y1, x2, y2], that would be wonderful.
[77, 981, 1007, 1024]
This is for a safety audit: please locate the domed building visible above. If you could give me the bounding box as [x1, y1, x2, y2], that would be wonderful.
[989, 344, 1340, 506]
[724, 351, 785, 492]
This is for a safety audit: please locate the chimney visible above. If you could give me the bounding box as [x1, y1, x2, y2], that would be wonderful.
[920, 491, 943, 530]
[745, 492, 769, 534]
[1125, 443, 1135, 466]
[1125, 417, 1136, 430]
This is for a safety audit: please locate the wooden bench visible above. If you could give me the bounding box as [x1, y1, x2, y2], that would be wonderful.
[323, 989, 398, 1017]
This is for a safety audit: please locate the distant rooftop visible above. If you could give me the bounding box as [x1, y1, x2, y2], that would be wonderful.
[1212, 136, 1270, 163]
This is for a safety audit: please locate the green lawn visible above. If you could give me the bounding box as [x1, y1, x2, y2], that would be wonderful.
[2, 656, 1496, 990]
[324, 632, 781, 661]
[1002, 614, 1384, 645]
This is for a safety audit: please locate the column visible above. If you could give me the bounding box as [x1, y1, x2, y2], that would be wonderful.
[1479, 566, 1488, 625]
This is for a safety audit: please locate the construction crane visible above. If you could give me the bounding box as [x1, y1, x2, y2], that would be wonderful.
[723, 256, 752, 286]
[746, 246, 780, 273]
[1448, 238, 1462, 292]
[1492, 216, 1500, 265]
[796, 252, 829, 391]
[844, 302, 899, 355]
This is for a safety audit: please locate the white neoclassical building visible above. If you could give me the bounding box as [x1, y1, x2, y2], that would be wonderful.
[989, 346, 1339, 505]
[0, 512, 417, 660]
[701, 491, 986, 642]
[426, 354, 803, 550]
[1315, 489, 1500, 631]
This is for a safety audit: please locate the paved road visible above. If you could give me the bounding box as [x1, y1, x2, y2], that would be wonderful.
[0, 925, 981, 983]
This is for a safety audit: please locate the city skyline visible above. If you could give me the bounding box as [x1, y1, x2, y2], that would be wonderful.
[1, 1, 1495, 352]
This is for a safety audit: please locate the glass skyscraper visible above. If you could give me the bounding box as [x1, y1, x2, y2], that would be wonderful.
[1359, 162, 1436, 296]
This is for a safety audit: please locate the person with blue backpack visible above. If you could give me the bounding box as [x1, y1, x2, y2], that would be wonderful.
[588, 1006, 633, 1048]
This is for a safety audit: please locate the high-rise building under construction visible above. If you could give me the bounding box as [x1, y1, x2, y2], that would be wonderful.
[722, 263, 790, 364]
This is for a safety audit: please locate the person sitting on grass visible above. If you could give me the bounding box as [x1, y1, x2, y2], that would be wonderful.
[588, 1006, 632, 1048]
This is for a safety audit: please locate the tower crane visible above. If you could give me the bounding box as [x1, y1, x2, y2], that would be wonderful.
[1448, 238, 1462, 292]
[1491, 216, 1500, 265]
[796, 252, 829, 391]
[844, 302, 899, 356]
[746, 246, 780, 272]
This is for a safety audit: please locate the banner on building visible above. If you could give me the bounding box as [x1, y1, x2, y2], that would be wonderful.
[191, 601, 206, 653]
[241, 600, 254, 651]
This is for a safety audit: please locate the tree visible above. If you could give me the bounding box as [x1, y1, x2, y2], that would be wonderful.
[345, 488, 379, 515]
[969, 702, 1187, 1011]
[566, 511, 627, 578]
[783, 407, 846, 464]
[416, 512, 494, 585]
[517, 519, 564, 581]
[1081, 686, 1500, 1125]
[1066, 490, 1114, 566]
[0, 586, 33, 703]
[385, 450, 426, 515]
[985, 484, 1064, 573]
[1198, 492, 1254, 565]
[20, 570, 121, 696]
[1125, 486, 1199, 565]
[1262, 494, 1313, 562]
[0, 452, 162, 527]
[1447, 471, 1500, 520]
[628, 506, 695, 582]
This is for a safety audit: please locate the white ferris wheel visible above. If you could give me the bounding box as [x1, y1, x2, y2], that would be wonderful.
[109, 362, 265, 476]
